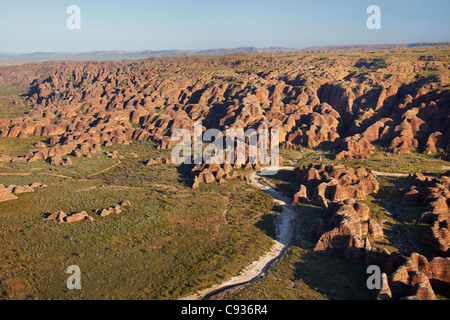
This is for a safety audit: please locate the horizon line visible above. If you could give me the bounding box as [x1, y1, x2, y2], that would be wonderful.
[1, 41, 449, 56]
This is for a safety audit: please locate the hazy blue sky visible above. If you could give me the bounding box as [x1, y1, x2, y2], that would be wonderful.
[0, 0, 449, 53]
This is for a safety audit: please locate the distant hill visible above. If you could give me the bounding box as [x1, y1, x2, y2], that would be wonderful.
[0, 47, 301, 63]
[0, 42, 448, 63]
[302, 42, 450, 51]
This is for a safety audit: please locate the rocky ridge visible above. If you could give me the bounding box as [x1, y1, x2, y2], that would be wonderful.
[0, 49, 448, 168]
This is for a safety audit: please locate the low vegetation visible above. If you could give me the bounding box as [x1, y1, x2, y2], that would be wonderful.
[0, 141, 276, 299]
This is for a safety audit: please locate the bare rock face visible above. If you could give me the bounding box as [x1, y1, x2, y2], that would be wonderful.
[43, 211, 67, 224]
[425, 257, 450, 284]
[49, 155, 63, 165]
[365, 250, 447, 300]
[424, 132, 443, 155]
[96, 206, 122, 217]
[42, 211, 93, 223]
[387, 253, 450, 300]
[365, 250, 450, 300]
[313, 221, 352, 254]
[393, 173, 450, 258]
[361, 121, 386, 142]
[368, 218, 384, 239]
[30, 182, 47, 188]
[0, 183, 46, 201]
[85, 215, 95, 222]
[308, 194, 447, 300]
[189, 151, 266, 188]
[327, 199, 370, 221]
[292, 184, 309, 204]
[98, 209, 112, 217]
[423, 220, 450, 257]
[285, 103, 343, 149]
[335, 136, 375, 160]
[377, 273, 392, 300]
[146, 157, 173, 166]
[313, 198, 383, 258]
[202, 171, 216, 184]
[292, 164, 379, 207]
[45, 205, 125, 224]
[12, 185, 34, 194]
[65, 211, 91, 223]
[0, 190, 18, 202]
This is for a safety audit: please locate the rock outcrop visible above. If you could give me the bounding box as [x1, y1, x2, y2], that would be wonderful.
[292, 164, 379, 207]
[392, 173, 450, 257]
[0, 183, 47, 203]
[0, 48, 448, 169]
[44, 211, 94, 223]
[313, 199, 383, 257]
[95, 206, 122, 217]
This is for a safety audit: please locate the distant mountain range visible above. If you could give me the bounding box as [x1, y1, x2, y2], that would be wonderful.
[0, 47, 301, 63]
[0, 42, 448, 63]
[302, 42, 450, 51]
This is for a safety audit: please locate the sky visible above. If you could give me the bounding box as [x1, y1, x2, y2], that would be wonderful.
[0, 0, 449, 53]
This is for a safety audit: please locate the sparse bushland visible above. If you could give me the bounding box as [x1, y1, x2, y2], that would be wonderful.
[0, 142, 277, 300]
[281, 146, 449, 175]
[0, 83, 31, 118]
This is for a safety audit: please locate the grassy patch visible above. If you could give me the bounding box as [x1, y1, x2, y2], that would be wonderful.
[0, 137, 47, 157]
[0, 83, 31, 118]
[0, 142, 276, 300]
[280, 147, 449, 175]
[226, 184, 274, 226]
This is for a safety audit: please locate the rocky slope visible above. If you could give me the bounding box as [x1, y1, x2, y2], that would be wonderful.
[0, 47, 448, 168]
[292, 163, 450, 300]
